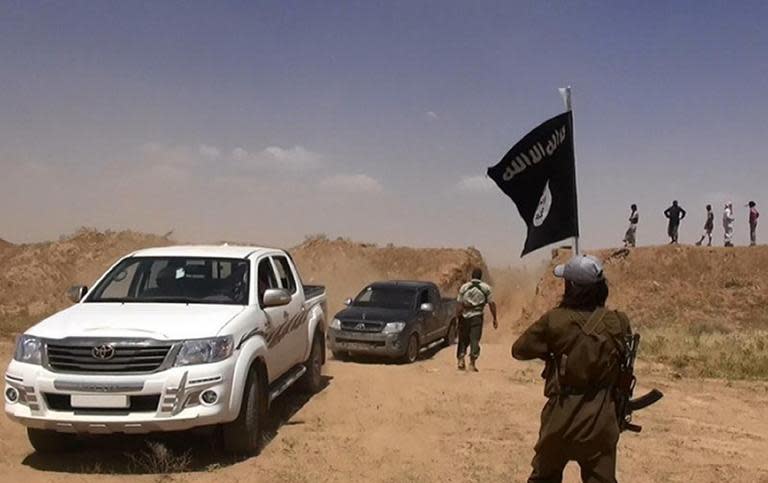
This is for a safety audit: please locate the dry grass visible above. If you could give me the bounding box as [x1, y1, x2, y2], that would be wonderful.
[520, 245, 768, 380]
[127, 442, 192, 474]
[639, 325, 768, 379]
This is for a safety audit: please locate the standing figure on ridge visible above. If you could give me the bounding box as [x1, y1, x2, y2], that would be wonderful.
[748, 201, 759, 246]
[623, 204, 639, 248]
[696, 204, 714, 247]
[723, 202, 735, 247]
[663, 200, 686, 244]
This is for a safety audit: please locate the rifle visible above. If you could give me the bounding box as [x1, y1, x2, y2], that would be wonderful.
[615, 333, 664, 433]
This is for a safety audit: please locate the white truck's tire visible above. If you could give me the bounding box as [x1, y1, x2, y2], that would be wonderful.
[27, 428, 78, 454]
[297, 331, 324, 393]
[222, 364, 266, 455]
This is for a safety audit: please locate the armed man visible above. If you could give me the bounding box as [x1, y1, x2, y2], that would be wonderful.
[456, 267, 497, 372]
[512, 254, 661, 483]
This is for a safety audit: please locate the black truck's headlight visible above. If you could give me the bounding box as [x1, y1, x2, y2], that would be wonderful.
[382, 322, 406, 334]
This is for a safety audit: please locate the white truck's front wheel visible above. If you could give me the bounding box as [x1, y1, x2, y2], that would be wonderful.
[27, 428, 78, 454]
[222, 364, 266, 455]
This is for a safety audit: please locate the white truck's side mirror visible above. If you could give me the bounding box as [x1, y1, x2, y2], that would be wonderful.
[67, 285, 88, 303]
[344, 298, 353, 306]
[263, 288, 292, 307]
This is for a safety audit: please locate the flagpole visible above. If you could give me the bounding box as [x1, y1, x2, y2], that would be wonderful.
[559, 86, 580, 256]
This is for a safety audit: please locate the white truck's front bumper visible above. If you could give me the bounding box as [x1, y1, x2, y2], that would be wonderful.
[4, 358, 238, 434]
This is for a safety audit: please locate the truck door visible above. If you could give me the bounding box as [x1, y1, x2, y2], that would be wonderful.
[418, 288, 438, 342]
[257, 256, 293, 382]
[271, 255, 307, 368]
[428, 287, 448, 339]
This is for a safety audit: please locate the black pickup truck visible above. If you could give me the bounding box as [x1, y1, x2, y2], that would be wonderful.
[327, 281, 458, 363]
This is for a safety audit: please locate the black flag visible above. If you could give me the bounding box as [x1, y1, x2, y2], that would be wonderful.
[487, 111, 578, 256]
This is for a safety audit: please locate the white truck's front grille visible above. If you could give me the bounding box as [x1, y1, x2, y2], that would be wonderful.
[45, 340, 174, 374]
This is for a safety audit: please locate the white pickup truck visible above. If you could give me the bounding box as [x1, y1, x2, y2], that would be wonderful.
[4, 245, 327, 455]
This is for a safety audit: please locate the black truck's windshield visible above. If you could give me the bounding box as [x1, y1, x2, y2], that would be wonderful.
[353, 286, 416, 310]
[87, 256, 250, 305]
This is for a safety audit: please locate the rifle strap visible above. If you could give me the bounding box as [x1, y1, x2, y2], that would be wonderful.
[580, 308, 608, 336]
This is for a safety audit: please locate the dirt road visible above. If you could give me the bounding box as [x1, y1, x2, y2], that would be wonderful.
[1, 326, 767, 482]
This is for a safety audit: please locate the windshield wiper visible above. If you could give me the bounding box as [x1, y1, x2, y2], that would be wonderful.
[143, 297, 205, 304]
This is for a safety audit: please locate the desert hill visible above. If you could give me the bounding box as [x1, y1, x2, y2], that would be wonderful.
[521, 244, 768, 378]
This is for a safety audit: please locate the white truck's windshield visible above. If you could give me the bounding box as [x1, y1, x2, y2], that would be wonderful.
[87, 257, 250, 305]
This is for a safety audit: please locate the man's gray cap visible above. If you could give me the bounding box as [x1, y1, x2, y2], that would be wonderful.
[553, 255, 605, 285]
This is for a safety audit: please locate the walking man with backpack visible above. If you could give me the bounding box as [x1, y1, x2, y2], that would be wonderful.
[456, 268, 497, 372]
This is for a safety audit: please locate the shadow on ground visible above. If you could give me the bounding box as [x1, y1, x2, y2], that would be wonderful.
[21, 376, 332, 475]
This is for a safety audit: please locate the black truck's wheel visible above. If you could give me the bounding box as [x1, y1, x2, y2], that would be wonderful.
[402, 333, 420, 364]
[27, 428, 78, 453]
[297, 331, 324, 393]
[222, 364, 266, 456]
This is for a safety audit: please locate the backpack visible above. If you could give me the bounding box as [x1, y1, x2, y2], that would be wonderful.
[555, 308, 628, 392]
[461, 281, 488, 309]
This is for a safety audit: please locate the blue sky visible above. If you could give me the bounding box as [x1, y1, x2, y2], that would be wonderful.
[1, 1, 767, 264]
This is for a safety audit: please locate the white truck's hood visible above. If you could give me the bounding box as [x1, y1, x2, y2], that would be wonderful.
[26, 303, 245, 341]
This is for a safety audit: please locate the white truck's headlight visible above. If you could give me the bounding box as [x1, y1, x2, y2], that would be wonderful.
[330, 318, 341, 330]
[174, 336, 234, 366]
[382, 322, 406, 334]
[14, 335, 43, 365]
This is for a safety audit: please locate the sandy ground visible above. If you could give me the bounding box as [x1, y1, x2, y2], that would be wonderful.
[1, 324, 767, 483]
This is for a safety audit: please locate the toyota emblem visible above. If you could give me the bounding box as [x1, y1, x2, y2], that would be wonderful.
[92, 344, 116, 360]
[355, 323, 366, 330]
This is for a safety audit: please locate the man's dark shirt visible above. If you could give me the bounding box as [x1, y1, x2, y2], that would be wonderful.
[705, 211, 714, 230]
[664, 205, 686, 225]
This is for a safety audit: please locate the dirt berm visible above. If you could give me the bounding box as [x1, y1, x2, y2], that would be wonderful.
[0, 228, 173, 332]
[292, 236, 488, 315]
